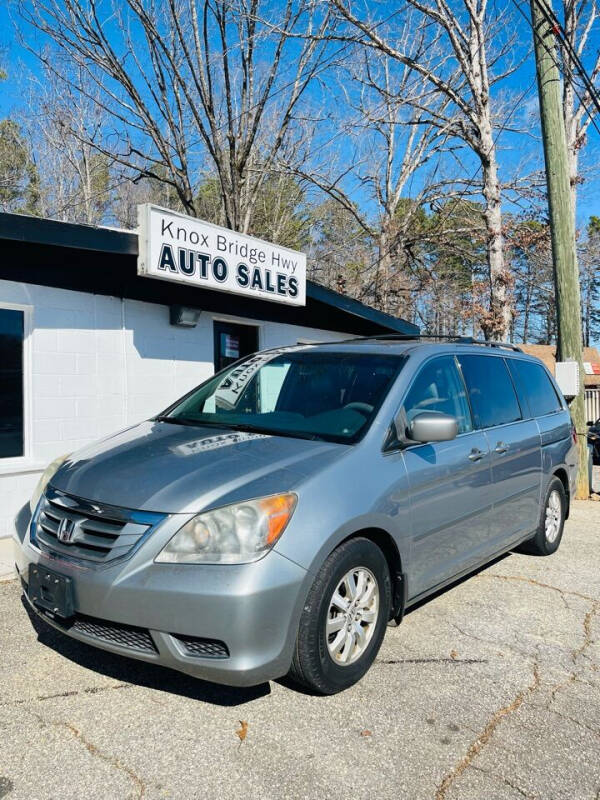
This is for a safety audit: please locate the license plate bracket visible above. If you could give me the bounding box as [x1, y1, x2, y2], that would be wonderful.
[28, 565, 74, 619]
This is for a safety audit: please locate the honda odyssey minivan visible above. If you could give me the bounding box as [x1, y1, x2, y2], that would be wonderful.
[14, 337, 578, 694]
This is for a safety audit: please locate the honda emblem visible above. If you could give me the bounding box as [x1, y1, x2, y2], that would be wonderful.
[57, 518, 76, 544]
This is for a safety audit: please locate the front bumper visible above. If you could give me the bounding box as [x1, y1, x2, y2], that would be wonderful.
[14, 509, 310, 687]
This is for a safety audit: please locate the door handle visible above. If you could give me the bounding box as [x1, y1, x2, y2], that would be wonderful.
[495, 442, 509, 454]
[468, 448, 485, 461]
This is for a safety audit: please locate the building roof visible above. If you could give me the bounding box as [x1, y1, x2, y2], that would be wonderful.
[0, 212, 418, 337]
[520, 343, 600, 387]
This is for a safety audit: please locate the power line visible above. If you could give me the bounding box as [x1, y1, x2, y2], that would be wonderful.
[534, 0, 600, 116]
[509, 0, 600, 138]
[350, 1, 599, 322]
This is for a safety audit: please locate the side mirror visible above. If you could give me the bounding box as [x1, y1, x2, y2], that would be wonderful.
[406, 411, 458, 443]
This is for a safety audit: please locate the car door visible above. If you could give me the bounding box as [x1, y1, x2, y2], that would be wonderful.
[457, 354, 542, 551]
[507, 356, 571, 502]
[400, 355, 493, 600]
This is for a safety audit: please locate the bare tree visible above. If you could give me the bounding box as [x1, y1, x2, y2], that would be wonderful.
[191, 116, 317, 247]
[16, 64, 189, 227]
[579, 215, 600, 346]
[306, 197, 373, 294]
[285, 22, 459, 315]
[110, 172, 184, 229]
[506, 217, 554, 343]
[0, 117, 40, 214]
[21, 73, 114, 225]
[560, 0, 600, 221]
[18, 0, 331, 232]
[327, 0, 521, 339]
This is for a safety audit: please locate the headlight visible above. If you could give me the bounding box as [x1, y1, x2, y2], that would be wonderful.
[155, 493, 297, 564]
[30, 454, 70, 513]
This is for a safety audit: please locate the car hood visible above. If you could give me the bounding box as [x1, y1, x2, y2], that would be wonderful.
[50, 420, 347, 513]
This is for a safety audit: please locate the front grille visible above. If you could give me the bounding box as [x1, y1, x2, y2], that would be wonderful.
[172, 634, 229, 659]
[33, 487, 165, 564]
[72, 615, 158, 653]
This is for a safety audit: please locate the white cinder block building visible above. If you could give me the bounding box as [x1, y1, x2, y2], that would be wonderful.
[0, 211, 416, 540]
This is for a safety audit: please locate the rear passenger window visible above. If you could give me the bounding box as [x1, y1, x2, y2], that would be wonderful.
[403, 356, 472, 434]
[458, 355, 521, 429]
[507, 360, 562, 417]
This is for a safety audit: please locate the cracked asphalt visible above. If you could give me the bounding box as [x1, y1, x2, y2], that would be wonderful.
[1, 501, 599, 800]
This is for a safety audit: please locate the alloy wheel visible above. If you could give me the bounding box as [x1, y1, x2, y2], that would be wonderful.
[325, 567, 379, 666]
[545, 489, 562, 543]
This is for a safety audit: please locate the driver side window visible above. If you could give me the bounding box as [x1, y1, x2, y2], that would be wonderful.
[403, 356, 472, 435]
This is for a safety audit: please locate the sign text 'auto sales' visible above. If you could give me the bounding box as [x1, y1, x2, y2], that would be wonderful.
[137, 204, 306, 306]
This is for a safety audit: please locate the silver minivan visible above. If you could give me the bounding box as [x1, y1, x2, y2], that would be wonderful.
[14, 338, 578, 694]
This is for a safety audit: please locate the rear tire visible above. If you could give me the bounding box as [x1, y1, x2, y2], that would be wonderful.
[518, 476, 566, 556]
[288, 537, 391, 695]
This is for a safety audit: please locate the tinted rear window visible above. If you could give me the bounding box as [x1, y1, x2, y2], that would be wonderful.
[507, 359, 562, 417]
[457, 354, 522, 429]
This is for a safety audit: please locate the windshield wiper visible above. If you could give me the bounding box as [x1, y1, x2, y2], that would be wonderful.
[154, 415, 211, 428]
[226, 423, 323, 441]
[156, 416, 324, 441]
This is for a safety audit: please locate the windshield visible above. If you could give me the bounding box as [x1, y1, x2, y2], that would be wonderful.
[159, 349, 404, 443]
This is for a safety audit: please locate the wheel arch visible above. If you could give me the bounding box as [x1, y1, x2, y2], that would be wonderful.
[552, 466, 570, 519]
[336, 527, 407, 624]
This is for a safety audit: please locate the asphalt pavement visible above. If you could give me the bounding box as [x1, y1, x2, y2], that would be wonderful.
[1, 501, 599, 800]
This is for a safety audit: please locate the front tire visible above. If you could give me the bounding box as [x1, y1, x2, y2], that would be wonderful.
[519, 476, 566, 556]
[288, 537, 391, 694]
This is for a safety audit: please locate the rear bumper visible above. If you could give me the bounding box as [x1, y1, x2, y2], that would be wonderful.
[13, 512, 310, 687]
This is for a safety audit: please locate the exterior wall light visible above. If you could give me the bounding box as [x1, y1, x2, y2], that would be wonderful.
[169, 305, 202, 327]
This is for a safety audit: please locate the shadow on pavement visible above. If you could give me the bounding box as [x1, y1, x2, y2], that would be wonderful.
[17, 548, 521, 705]
[20, 596, 271, 707]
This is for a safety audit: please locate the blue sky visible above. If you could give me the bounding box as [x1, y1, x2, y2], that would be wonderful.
[0, 0, 598, 226]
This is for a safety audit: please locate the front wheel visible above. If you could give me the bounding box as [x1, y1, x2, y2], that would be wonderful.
[288, 537, 391, 694]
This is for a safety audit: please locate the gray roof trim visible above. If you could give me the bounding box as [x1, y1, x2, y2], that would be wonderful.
[305, 281, 417, 334]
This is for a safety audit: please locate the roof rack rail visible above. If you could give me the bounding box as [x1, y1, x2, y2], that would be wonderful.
[448, 336, 523, 352]
[339, 333, 523, 352]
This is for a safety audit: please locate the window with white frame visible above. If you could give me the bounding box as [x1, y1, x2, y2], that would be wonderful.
[0, 308, 25, 458]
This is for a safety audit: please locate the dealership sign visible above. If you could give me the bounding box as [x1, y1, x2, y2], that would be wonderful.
[137, 204, 306, 306]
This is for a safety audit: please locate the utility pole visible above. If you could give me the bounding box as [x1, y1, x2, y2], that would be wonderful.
[530, 0, 589, 498]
